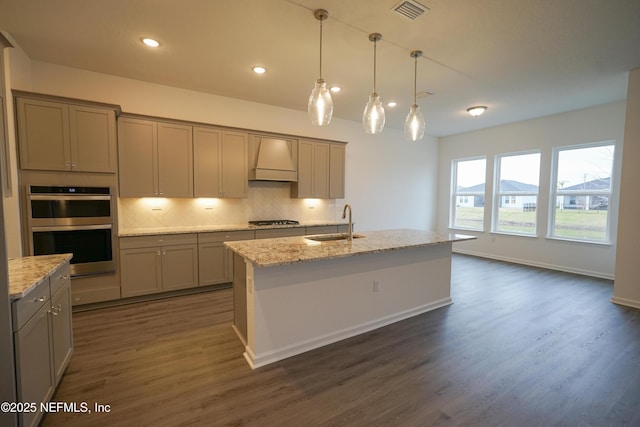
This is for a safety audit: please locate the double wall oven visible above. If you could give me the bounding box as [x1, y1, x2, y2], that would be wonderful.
[26, 185, 115, 277]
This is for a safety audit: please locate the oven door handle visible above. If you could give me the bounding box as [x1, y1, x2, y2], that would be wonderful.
[31, 224, 113, 232]
[29, 195, 112, 201]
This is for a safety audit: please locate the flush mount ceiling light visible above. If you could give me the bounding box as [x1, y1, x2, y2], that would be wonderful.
[330, 85, 341, 93]
[141, 38, 160, 47]
[252, 66, 266, 74]
[362, 33, 385, 134]
[467, 106, 487, 117]
[308, 9, 333, 126]
[404, 50, 426, 141]
[387, 101, 397, 107]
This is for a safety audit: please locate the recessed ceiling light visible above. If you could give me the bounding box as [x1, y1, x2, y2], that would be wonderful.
[252, 66, 266, 74]
[142, 38, 160, 48]
[330, 85, 341, 93]
[467, 106, 487, 117]
[387, 101, 397, 107]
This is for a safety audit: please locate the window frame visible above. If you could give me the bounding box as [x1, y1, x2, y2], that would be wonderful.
[491, 150, 541, 237]
[450, 156, 487, 232]
[548, 141, 615, 244]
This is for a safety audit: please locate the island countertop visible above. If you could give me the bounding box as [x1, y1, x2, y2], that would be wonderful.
[8, 254, 73, 299]
[224, 229, 475, 267]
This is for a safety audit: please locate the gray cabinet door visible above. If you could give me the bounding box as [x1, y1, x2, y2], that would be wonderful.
[69, 105, 117, 172]
[162, 244, 199, 291]
[120, 247, 163, 297]
[157, 122, 193, 197]
[17, 98, 70, 171]
[118, 118, 157, 197]
[221, 131, 248, 198]
[14, 303, 53, 427]
[50, 282, 73, 384]
[193, 126, 222, 197]
[198, 243, 228, 285]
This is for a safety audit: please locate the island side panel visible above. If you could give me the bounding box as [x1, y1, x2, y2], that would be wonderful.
[246, 243, 452, 368]
[232, 252, 248, 344]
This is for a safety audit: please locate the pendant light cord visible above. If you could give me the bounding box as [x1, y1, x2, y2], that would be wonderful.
[373, 38, 377, 93]
[319, 17, 323, 79]
[413, 54, 417, 106]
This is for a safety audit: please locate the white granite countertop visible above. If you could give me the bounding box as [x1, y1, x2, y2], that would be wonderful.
[8, 254, 73, 299]
[224, 229, 475, 267]
[119, 221, 349, 237]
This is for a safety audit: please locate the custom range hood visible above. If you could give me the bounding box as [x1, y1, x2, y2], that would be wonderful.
[249, 136, 298, 182]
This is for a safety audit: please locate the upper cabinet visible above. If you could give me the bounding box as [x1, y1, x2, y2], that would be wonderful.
[118, 117, 193, 198]
[292, 140, 345, 199]
[193, 126, 248, 198]
[329, 143, 345, 199]
[16, 97, 117, 173]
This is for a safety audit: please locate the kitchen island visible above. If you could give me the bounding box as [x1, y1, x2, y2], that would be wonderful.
[225, 229, 474, 368]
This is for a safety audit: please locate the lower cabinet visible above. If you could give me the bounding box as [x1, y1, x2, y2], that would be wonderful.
[119, 226, 346, 298]
[120, 234, 198, 298]
[12, 261, 72, 427]
[198, 230, 255, 286]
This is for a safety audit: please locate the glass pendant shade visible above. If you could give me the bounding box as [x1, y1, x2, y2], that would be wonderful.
[363, 33, 384, 134]
[404, 104, 425, 141]
[308, 9, 332, 126]
[404, 50, 425, 141]
[363, 93, 385, 134]
[308, 78, 333, 126]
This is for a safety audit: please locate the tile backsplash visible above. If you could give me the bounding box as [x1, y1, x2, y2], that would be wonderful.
[118, 181, 340, 230]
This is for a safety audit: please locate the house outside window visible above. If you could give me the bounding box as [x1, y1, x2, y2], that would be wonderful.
[493, 151, 540, 235]
[550, 142, 615, 242]
[451, 157, 486, 231]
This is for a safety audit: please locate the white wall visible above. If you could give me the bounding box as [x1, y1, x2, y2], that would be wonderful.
[613, 68, 640, 309]
[2, 37, 32, 257]
[437, 101, 627, 279]
[3, 58, 438, 251]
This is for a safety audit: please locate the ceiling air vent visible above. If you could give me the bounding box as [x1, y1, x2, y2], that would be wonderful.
[392, 0, 430, 20]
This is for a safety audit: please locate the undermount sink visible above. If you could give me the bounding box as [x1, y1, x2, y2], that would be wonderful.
[306, 233, 365, 242]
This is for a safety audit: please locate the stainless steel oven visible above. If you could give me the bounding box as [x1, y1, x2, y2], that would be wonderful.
[27, 185, 115, 277]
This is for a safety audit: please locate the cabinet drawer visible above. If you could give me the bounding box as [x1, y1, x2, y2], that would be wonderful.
[305, 225, 338, 235]
[198, 230, 255, 243]
[50, 262, 71, 295]
[255, 228, 305, 239]
[120, 233, 197, 249]
[12, 280, 50, 332]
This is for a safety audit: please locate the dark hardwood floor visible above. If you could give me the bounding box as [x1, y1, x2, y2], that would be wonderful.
[42, 255, 640, 426]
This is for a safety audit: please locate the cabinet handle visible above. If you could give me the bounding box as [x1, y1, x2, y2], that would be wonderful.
[35, 296, 46, 302]
[162, 250, 166, 256]
[157, 251, 161, 256]
[59, 274, 70, 280]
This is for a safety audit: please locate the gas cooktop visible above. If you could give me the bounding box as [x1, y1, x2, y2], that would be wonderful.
[249, 220, 300, 226]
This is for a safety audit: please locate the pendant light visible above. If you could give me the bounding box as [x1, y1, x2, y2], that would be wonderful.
[362, 33, 385, 134]
[308, 9, 333, 126]
[404, 50, 426, 141]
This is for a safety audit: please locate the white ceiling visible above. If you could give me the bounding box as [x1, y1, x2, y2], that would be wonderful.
[1, 0, 640, 136]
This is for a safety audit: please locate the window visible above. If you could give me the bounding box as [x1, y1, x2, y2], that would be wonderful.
[550, 142, 615, 242]
[493, 151, 541, 235]
[451, 157, 486, 231]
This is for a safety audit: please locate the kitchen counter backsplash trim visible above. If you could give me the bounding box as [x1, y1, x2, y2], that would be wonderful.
[118, 221, 350, 237]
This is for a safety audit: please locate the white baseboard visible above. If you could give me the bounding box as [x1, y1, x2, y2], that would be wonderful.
[245, 297, 453, 369]
[610, 296, 640, 310]
[453, 248, 614, 280]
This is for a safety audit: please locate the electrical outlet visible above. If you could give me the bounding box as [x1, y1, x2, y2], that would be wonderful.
[373, 280, 380, 292]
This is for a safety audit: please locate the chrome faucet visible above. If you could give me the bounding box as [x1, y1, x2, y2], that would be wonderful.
[342, 204, 353, 241]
